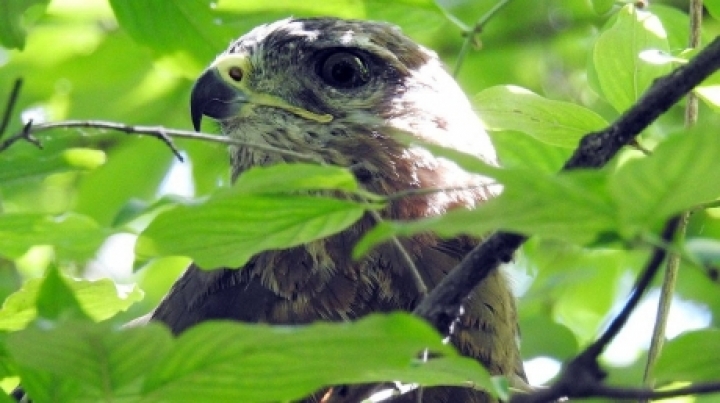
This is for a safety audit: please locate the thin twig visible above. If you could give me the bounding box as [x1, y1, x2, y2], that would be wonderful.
[453, 0, 514, 77]
[0, 119, 322, 163]
[0, 78, 22, 139]
[0, 120, 43, 152]
[369, 210, 428, 296]
[642, 0, 704, 393]
[695, 199, 720, 211]
[510, 217, 682, 403]
[384, 182, 499, 202]
[643, 214, 688, 392]
[589, 216, 681, 357]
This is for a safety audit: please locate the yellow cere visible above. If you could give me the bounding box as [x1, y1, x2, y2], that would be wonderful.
[213, 54, 334, 124]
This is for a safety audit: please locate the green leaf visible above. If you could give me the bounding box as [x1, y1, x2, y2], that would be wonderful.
[590, 0, 615, 15]
[356, 168, 616, 256]
[519, 314, 578, 360]
[0, 213, 112, 261]
[108, 0, 235, 77]
[390, 130, 501, 177]
[474, 85, 607, 148]
[6, 314, 493, 402]
[0, 274, 142, 331]
[611, 128, 720, 234]
[521, 239, 642, 344]
[142, 313, 494, 402]
[489, 131, 572, 174]
[0, 0, 50, 49]
[109, 0, 445, 78]
[233, 163, 358, 194]
[137, 193, 367, 268]
[593, 4, 671, 112]
[655, 329, 720, 383]
[0, 148, 106, 183]
[136, 165, 371, 268]
[35, 265, 88, 321]
[705, 1, 720, 21]
[359, 126, 720, 254]
[75, 139, 175, 227]
[685, 238, 720, 266]
[694, 64, 720, 112]
[8, 321, 173, 402]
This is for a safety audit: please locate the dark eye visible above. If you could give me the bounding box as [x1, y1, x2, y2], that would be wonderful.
[317, 51, 371, 89]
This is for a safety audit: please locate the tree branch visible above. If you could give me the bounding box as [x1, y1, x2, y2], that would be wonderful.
[414, 34, 720, 337]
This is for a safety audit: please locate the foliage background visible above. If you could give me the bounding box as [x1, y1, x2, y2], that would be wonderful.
[1, 0, 720, 402]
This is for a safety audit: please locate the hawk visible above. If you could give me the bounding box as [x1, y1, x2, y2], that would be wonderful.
[152, 17, 526, 402]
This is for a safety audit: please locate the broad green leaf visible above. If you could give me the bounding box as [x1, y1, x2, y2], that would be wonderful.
[0, 274, 142, 331]
[137, 193, 366, 268]
[705, 1, 720, 21]
[109, 0, 233, 77]
[0, 213, 112, 261]
[142, 313, 494, 402]
[593, 4, 671, 112]
[474, 85, 608, 148]
[0, 148, 106, 183]
[390, 130, 501, 178]
[0, 0, 50, 49]
[356, 168, 616, 257]
[6, 314, 494, 402]
[611, 128, 720, 234]
[136, 164, 370, 269]
[489, 131, 571, 174]
[8, 321, 173, 402]
[216, 0, 445, 44]
[519, 313, 578, 360]
[137, 193, 367, 268]
[35, 265, 88, 322]
[359, 127, 720, 254]
[110, 0, 444, 78]
[655, 329, 720, 383]
[233, 163, 358, 194]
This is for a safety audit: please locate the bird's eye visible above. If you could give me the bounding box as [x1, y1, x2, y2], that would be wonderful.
[317, 51, 370, 89]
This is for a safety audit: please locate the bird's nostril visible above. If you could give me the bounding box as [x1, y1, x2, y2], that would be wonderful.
[228, 66, 243, 82]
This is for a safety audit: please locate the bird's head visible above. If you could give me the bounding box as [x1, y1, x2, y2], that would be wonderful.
[191, 17, 497, 215]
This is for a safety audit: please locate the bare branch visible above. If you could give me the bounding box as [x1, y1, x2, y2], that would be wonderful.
[0, 119, 322, 163]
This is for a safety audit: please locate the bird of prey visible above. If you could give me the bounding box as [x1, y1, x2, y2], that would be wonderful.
[151, 17, 526, 402]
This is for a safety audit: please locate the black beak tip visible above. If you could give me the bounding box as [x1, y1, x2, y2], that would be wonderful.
[190, 78, 207, 132]
[191, 108, 203, 132]
[189, 67, 244, 132]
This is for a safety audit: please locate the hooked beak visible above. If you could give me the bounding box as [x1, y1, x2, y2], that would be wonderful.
[190, 54, 334, 131]
[190, 67, 245, 131]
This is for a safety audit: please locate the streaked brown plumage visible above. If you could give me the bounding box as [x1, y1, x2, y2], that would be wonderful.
[150, 17, 526, 402]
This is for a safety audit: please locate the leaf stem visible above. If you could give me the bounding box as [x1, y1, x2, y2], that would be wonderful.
[452, 0, 513, 77]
